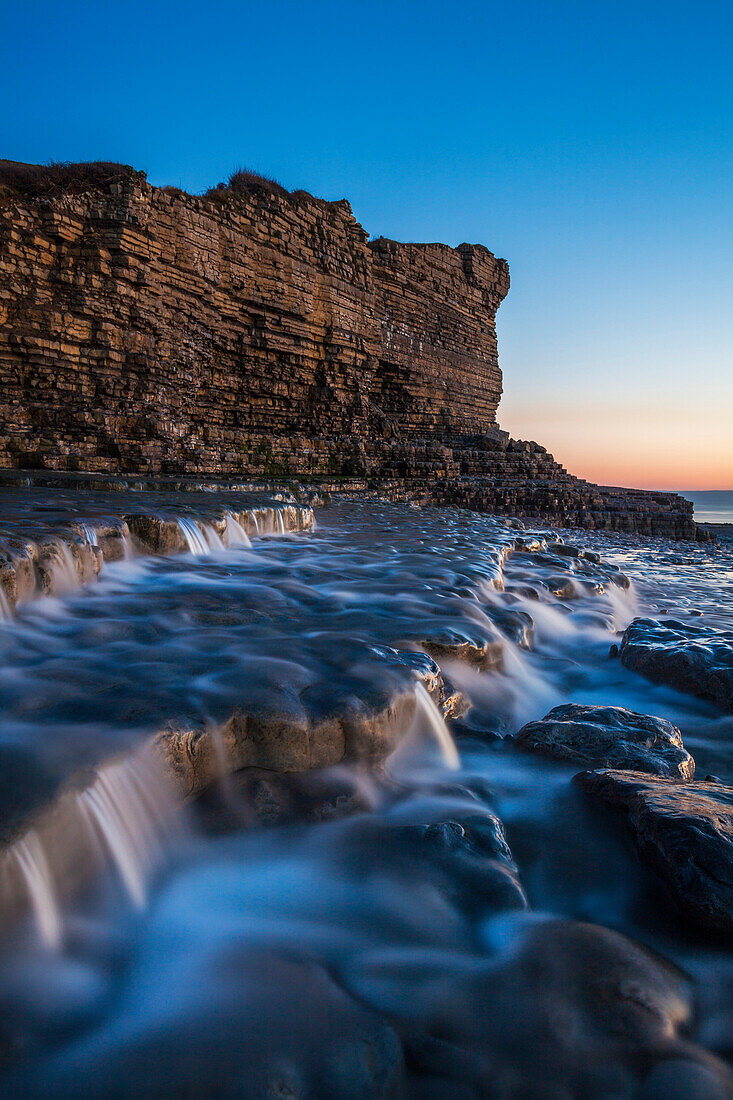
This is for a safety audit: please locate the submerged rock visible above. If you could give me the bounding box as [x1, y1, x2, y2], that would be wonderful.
[621, 617, 733, 711]
[347, 916, 733, 1097]
[7, 952, 405, 1099]
[484, 604, 535, 648]
[515, 703, 695, 780]
[577, 769, 733, 932]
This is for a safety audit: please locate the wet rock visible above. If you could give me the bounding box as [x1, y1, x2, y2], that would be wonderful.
[125, 514, 187, 554]
[405, 811, 527, 915]
[547, 541, 581, 558]
[193, 765, 377, 834]
[8, 952, 405, 1099]
[347, 916, 733, 1097]
[576, 769, 733, 932]
[545, 575, 580, 599]
[484, 605, 535, 648]
[504, 581, 541, 600]
[515, 704, 695, 780]
[621, 618, 733, 711]
[416, 629, 504, 672]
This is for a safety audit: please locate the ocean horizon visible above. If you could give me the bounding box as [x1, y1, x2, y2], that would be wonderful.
[678, 489, 733, 524]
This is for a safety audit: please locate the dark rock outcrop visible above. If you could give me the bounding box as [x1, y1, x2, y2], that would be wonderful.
[577, 769, 733, 932]
[621, 618, 733, 711]
[515, 703, 695, 780]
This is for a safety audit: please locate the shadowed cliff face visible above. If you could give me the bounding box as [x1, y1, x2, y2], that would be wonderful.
[0, 172, 507, 476]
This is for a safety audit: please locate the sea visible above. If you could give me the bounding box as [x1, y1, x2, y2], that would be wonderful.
[681, 488, 733, 524]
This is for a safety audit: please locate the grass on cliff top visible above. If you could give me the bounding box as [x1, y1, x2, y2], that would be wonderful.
[0, 161, 146, 199]
[204, 167, 291, 201]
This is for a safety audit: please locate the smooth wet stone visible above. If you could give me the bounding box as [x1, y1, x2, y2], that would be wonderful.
[621, 618, 733, 711]
[125, 514, 188, 554]
[577, 769, 733, 932]
[484, 605, 535, 648]
[416, 629, 504, 672]
[7, 953, 405, 1099]
[545, 575, 580, 599]
[347, 917, 733, 1098]
[547, 541, 581, 558]
[407, 811, 527, 915]
[515, 703, 695, 780]
[193, 765, 377, 834]
[504, 581, 541, 600]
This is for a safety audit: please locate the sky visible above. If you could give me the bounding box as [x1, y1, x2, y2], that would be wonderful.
[2, 0, 731, 490]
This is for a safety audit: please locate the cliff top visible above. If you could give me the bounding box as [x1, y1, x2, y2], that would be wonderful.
[0, 160, 146, 199]
[0, 159, 329, 209]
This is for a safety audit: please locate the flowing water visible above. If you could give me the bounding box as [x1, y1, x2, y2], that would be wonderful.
[0, 499, 731, 1096]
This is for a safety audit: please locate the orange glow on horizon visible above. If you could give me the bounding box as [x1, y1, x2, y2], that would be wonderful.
[499, 398, 733, 492]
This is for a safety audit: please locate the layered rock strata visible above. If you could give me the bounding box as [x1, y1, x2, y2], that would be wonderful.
[0, 164, 700, 537]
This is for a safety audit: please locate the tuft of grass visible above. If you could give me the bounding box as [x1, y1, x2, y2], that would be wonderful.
[204, 166, 290, 200]
[0, 160, 146, 199]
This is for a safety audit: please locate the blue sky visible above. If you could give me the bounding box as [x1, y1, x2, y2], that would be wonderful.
[2, 0, 731, 488]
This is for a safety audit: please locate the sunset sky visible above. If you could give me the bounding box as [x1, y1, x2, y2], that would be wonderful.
[2, 0, 731, 490]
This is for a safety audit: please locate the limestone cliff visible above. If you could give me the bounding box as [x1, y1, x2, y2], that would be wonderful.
[0, 167, 506, 473]
[0, 163, 700, 538]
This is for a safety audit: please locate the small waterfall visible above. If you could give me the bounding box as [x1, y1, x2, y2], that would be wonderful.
[80, 523, 99, 547]
[203, 524, 225, 553]
[177, 518, 211, 556]
[413, 683, 460, 769]
[13, 832, 62, 949]
[276, 509, 286, 535]
[121, 522, 135, 560]
[224, 513, 252, 548]
[48, 543, 80, 593]
[76, 757, 174, 909]
[0, 585, 11, 621]
[250, 511, 260, 535]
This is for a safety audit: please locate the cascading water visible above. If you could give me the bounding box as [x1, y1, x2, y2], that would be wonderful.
[76, 756, 177, 909]
[0, 499, 731, 1096]
[176, 517, 212, 556]
[12, 832, 62, 949]
[203, 524, 225, 553]
[409, 682, 461, 768]
[80, 523, 99, 547]
[48, 542, 81, 593]
[223, 513, 252, 548]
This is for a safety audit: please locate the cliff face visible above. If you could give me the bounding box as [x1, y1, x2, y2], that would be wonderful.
[0, 167, 700, 538]
[0, 176, 507, 474]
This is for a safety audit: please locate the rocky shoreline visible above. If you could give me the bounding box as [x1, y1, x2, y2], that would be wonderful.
[0, 493, 731, 1094]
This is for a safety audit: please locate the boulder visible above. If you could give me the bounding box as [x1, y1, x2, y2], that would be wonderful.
[346, 917, 733, 1097]
[515, 704, 695, 780]
[621, 618, 733, 711]
[576, 769, 733, 932]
